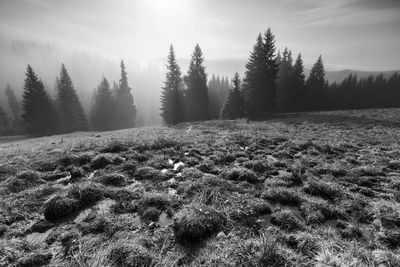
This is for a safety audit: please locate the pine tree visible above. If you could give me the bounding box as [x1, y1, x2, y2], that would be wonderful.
[56, 64, 88, 133]
[291, 54, 306, 111]
[305, 56, 326, 111]
[4, 84, 22, 132]
[185, 44, 210, 121]
[160, 45, 185, 125]
[277, 48, 294, 112]
[244, 28, 279, 118]
[220, 73, 246, 120]
[91, 77, 114, 131]
[113, 60, 137, 129]
[21, 65, 59, 136]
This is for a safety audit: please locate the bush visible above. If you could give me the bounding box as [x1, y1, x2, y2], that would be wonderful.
[220, 167, 258, 184]
[95, 173, 127, 187]
[44, 195, 80, 221]
[108, 241, 153, 267]
[270, 210, 304, 231]
[173, 204, 226, 244]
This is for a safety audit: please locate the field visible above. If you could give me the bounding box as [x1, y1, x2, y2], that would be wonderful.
[1, 108, 400, 266]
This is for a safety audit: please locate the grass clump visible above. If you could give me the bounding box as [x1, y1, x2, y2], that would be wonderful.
[16, 252, 52, 267]
[108, 241, 153, 267]
[100, 141, 128, 153]
[270, 210, 304, 231]
[90, 153, 124, 169]
[43, 195, 80, 221]
[68, 183, 107, 208]
[300, 199, 342, 224]
[135, 166, 162, 180]
[94, 173, 127, 187]
[141, 207, 162, 222]
[220, 167, 258, 184]
[181, 167, 204, 180]
[304, 179, 344, 201]
[262, 187, 304, 206]
[4, 171, 45, 193]
[173, 204, 226, 244]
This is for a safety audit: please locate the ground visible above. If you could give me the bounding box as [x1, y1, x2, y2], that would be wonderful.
[1, 108, 400, 266]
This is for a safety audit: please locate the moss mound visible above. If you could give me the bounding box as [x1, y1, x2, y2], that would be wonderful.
[44, 195, 80, 221]
[173, 204, 226, 244]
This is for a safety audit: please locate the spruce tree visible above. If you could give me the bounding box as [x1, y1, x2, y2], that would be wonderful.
[56, 64, 88, 133]
[185, 44, 210, 121]
[91, 77, 114, 131]
[160, 45, 185, 125]
[244, 28, 279, 118]
[277, 48, 294, 112]
[21, 65, 59, 136]
[4, 84, 22, 132]
[305, 56, 326, 111]
[220, 73, 246, 120]
[113, 60, 137, 129]
[291, 54, 306, 111]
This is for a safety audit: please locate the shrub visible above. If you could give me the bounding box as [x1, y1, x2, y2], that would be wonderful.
[270, 210, 304, 231]
[95, 173, 127, 187]
[220, 167, 258, 184]
[173, 204, 226, 244]
[44, 195, 80, 221]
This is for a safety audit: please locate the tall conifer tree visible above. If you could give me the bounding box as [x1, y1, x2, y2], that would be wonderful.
[21, 65, 59, 136]
[91, 77, 114, 131]
[56, 64, 88, 133]
[277, 48, 294, 112]
[160, 45, 185, 125]
[305, 56, 326, 111]
[185, 44, 209, 121]
[244, 28, 279, 118]
[113, 60, 137, 129]
[291, 54, 306, 111]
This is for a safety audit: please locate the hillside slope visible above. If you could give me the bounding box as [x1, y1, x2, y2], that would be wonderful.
[1, 108, 400, 266]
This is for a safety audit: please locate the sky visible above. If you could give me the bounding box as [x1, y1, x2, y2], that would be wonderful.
[0, 0, 399, 124]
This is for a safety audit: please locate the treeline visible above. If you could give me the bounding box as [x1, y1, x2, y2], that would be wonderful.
[160, 28, 400, 124]
[0, 60, 137, 136]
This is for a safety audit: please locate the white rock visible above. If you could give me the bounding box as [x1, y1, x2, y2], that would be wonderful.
[174, 162, 184, 171]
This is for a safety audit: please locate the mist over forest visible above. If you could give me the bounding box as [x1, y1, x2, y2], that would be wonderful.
[0, 39, 250, 126]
